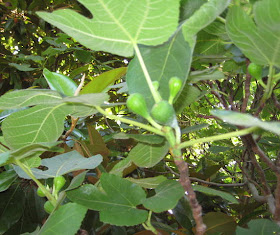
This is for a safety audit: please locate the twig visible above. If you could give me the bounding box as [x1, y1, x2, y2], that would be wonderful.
[241, 62, 252, 112]
[246, 135, 280, 174]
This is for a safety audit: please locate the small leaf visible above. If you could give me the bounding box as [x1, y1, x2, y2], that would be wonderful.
[9, 63, 37, 71]
[143, 180, 185, 213]
[65, 171, 87, 191]
[211, 110, 280, 135]
[193, 185, 239, 204]
[43, 68, 78, 96]
[0, 169, 17, 192]
[129, 142, 169, 168]
[181, 123, 209, 134]
[235, 219, 280, 235]
[14, 151, 102, 179]
[39, 203, 87, 235]
[67, 173, 148, 226]
[188, 68, 225, 83]
[174, 85, 201, 114]
[81, 67, 127, 94]
[126, 176, 167, 189]
[113, 133, 165, 145]
[110, 158, 134, 177]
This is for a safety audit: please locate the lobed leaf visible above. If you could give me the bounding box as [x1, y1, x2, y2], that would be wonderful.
[67, 173, 148, 226]
[37, 0, 180, 57]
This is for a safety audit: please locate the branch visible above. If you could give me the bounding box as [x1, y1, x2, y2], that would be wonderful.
[246, 135, 280, 174]
[241, 62, 252, 112]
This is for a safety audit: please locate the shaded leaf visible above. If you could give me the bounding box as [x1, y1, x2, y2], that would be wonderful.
[67, 173, 148, 226]
[193, 185, 239, 204]
[203, 212, 236, 235]
[0, 186, 25, 234]
[65, 171, 87, 191]
[226, 0, 280, 67]
[37, 0, 180, 57]
[113, 133, 165, 144]
[14, 151, 102, 179]
[0, 169, 17, 192]
[235, 219, 280, 235]
[181, 123, 209, 134]
[39, 203, 87, 235]
[188, 68, 224, 83]
[127, 29, 191, 109]
[110, 158, 134, 177]
[9, 63, 37, 71]
[143, 180, 185, 213]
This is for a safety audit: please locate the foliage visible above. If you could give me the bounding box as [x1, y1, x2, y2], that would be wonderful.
[1, 0, 280, 234]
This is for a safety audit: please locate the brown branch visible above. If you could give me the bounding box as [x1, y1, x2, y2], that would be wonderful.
[245, 135, 279, 173]
[273, 158, 280, 223]
[173, 158, 206, 235]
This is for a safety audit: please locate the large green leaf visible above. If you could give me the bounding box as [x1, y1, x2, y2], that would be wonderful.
[67, 173, 148, 226]
[193, 185, 239, 204]
[2, 104, 69, 149]
[235, 219, 280, 235]
[0, 90, 62, 110]
[211, 110, 280, 135]
[80, 67, 127, 94]
[14, 150, 102, 179]
[43, 68, 78, 96]
[126, 29, 191, 109]
[226, 0, 280, 67]
[182, 0, 230, 48]
[143, 180, 185, 213]
[39, 203, 87, 235]
[129, 142, 169, 168]
[37, 0, 180, 57]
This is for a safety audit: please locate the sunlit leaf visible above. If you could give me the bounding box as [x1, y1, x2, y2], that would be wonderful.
[43, 68, 78, 96]
[37, 0, 180, 57]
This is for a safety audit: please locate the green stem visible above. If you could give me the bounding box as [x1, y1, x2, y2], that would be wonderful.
[178, 126, 258, 149]
[142, 211, 158, 234]
[95, 106, 164, 136]
[133, 44, 161, 103]
[217, 16, 226, 24]
[15, 159, 56, 206]
[264, 65, 275, 100]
